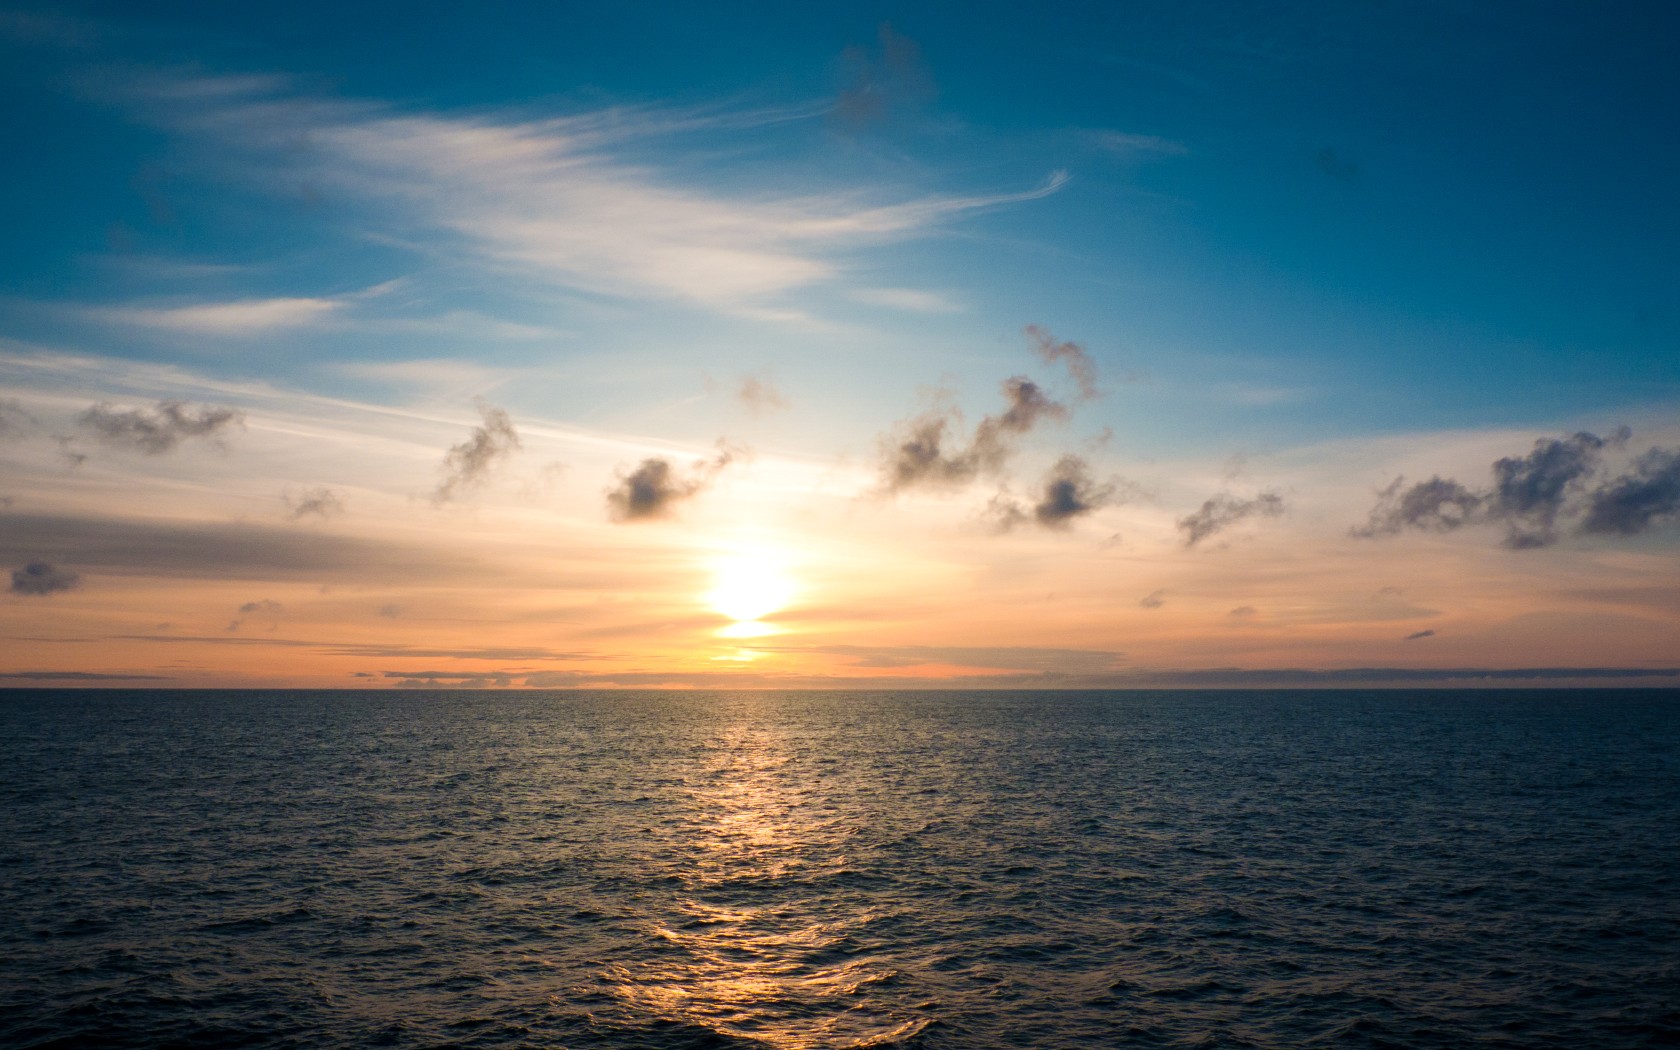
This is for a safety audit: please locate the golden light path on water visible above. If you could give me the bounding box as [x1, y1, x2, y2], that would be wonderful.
[601, 721, 928, 1048]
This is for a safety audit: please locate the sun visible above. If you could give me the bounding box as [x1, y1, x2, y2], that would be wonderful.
[706, 552, 795, 635]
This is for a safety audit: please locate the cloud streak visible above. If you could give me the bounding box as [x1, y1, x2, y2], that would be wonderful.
[881, 378, 1068, 493]
[1178, 492, 1285, 546]
[77, 400, 244, 455]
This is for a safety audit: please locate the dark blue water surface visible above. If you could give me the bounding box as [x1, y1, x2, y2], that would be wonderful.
[2, 689, 1677, 1049]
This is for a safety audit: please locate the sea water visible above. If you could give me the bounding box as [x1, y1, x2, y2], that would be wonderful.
[2, 689, 1676, 1048]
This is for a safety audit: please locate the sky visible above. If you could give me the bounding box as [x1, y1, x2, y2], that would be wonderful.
[2, 1, 1678, 689]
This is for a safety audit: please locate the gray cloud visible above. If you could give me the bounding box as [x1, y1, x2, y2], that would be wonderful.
[1229, 605, 1258, 620]
[1489, 430, 1624, 548]
[736, 375, 789, 414]
[1354, 429, 1667, 548]
[1404, 629, 1436, 640]
[432, 400, 521, 504]
[990, 455, 1130, 531]
[0, 511, 525, 586]
[1140, 588, 1166, 609]
[1581, 446, 1680, 536]
[10, 561, 81, 595]
[284, 486, 345, 521]
[1352, 476, 1483, 537]
[881, 378, 1067, 493]
[1315, 146, 1361, 184]
[1025, 325, 1099, 400]
[606, 442, 742, 522]
[237, 599, 282, 615]
[1178, 492, 1285, 546]
[77, 399, 244, 454]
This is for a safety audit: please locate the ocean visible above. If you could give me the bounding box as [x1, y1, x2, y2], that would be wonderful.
[2, 689, 1676, 1049]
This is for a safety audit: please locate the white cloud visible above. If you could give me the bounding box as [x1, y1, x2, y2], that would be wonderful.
[141, 76, 1067, 313]
[850, 287, 961, 313]
[92, 297, 340, 335]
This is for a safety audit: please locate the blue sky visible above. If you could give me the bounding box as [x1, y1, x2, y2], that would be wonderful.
[2, 2, 1678, 687]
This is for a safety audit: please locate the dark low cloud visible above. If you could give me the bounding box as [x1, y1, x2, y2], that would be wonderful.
[1581, 447, 1680, 536]
[1025, 325, 1099, 400]
[1404, 629, 1436, 641]
[284, 486, 345, 521]
[1354, 429, 1680, 548]
[10, 561, 81, 595]
[989, 455, 1130, 531]
[432, 399, 520, 504]
[1140, 588, 1166, 609]
[1178, 492, 1285, 546]
[606, 442, 742, 522]
[1352, 477, 1483, 536]
[1489, 430, 1623, 547]
[881, 378, 1067, 493]
[77, 400, 244, 454]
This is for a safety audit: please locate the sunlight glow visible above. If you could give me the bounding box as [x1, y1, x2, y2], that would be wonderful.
[706, 551, 796, 624]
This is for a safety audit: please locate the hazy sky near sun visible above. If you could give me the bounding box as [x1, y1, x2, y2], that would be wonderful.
[2, 1, 1678, 688]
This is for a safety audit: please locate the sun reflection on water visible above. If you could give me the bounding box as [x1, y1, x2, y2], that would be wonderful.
[600, 724, 927, 1049]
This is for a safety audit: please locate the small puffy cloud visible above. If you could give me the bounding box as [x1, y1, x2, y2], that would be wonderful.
[989, 455, 1131, 531]
[10, 561, 80, 595]
[1088, 130, 1189, 158]
[284, 486, 345, 521]
[77, 400, 244, 454]
[1580, 446, 1680, 537]
[736, 375, 789, 414]
[377, 604, 402, 618]
[1140, 588, 1166, 609]
[880, 378, 1068, 494]
[1404, 629, 1436, 640]
[606, 442, 743, 522]
[1025, 325, 1099, 400]
[228, 598, 282, 632]
[1178, 492, 1285, 547]
[432, 399, 521, 504]
[1228, 605, 1258, 620]
[1352, 477, 1483, 537]
[1488, 430, 1623, 548]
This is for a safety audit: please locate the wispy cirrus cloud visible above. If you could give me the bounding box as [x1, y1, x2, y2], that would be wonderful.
[136, 75, 1067, 313]
[87, 297, 340, 335]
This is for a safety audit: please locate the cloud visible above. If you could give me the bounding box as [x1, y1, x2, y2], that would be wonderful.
[1404, 629, 1436, 640]
[284, 486, 345, 521]
[833, 23, 936, 129]
[89, 297, 340, 335]
[776, 644, 1125, 674]
[77, 399, 244, 454]
[606, 442, 743, 522]
[0, 398, 37, 437]
[1178, 492, 1286, 546]
[142, 74, 1064, 312]
[228, 597, 283, 632]
[10, 561, 81, 595]
[1088, 130, 1189, 157]
[1488, 430, 1623, 548]
[1315, 146, 1361, 184]
[850, 287, 959, 313]
[736, 375, 789, 414]
[1580, 446, 1680, 537]
[1354, 429, 1662, 548]
[1024, 325, 1099, 400]
[1140, 588, 1167, 609]
[432, 399, 521, 504]
[881, 378, 1068, 494]
[1228, 605, 1258, 620]
[0, 670, 168, 681]
[1352, 476, 1483, 537]
[989, 455, 1131, 531]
